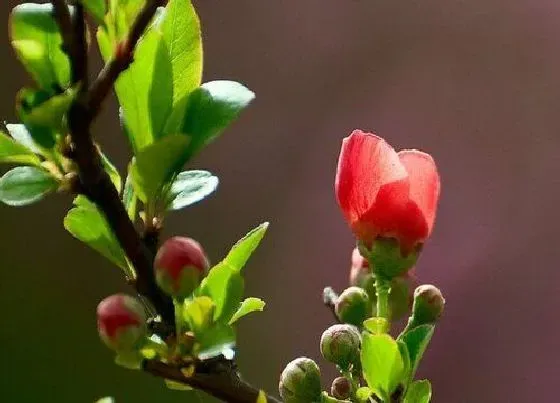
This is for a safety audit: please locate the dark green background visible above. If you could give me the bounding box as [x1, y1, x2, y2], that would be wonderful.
[2, 0, 560, 402]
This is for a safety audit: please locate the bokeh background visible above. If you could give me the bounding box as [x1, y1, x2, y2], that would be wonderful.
[1, 0, 559, 402]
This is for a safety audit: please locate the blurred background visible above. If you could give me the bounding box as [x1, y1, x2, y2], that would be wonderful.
[1, 0, 559, 402]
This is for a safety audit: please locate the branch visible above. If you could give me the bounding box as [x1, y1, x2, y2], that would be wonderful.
[52, 0, 175, 325]
[87, 0, 163, 116]
[144, 358, 282, 403]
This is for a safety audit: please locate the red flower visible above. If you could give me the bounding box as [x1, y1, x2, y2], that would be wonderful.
[335, 130, 440, 252]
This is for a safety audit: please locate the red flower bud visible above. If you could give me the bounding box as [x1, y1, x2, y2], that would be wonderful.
[97, 294, 147, 351]
[335, 130, 440, 252]
[154, 237, 209, 298]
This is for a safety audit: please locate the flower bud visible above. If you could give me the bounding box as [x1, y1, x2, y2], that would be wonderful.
[335, 287, 371, 326]
[279, 357, 322, 403]
[320, 324, 361, 370]
[97, 294, 147, 351]
[408, 284, 445, 328]
[154, 236, 209, 298]
[331, 377, 351, 400]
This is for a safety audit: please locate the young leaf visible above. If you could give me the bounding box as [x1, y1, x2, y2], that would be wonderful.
[123, 172, 137, 221]
[10, 3, 71, 90]
[355, 387, 374, 403]
[361, 333, 406, 401]
[64, 197, 130, 273]
[224, 222, 269, 273]
[129, 134, 190, 203]
[0, 166, 57, 206]
[183, 296, 215, 334]
[95, 398, 115, 403]
[404, 380, 432, 403]
[79, 0, 106, 23]
[198, 263, 244, 323]
[166, 170, 218, 211]
[180, 81, 255, 156]
[100, 152, 122, 193]
[228, 297, 266, 325]
[5, 124, 42, 154]
[107, 21, 171, 151]
[18, 87, 76, 137]
[0, 130, 41, 165]
[399, 324, 434, 380]
[160, 0, 202, 106]
[198, 223, 268, 323]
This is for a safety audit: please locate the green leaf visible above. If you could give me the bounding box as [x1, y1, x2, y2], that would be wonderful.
[6, 123, 42, 154]
[100, 152, 122, 193]
[361, 333, 406, 401]
[224, 222, 269, 273]
[18, 87, 76, 137]
[198, 223, 268, 323]
[160, 0, 202, 107]
[404, 380, 432, 403]
[180, 81, 255, 156]
[0, 129, 41, 165]
[356, 387, 374, 403]
[198, 263, 244, 323]
[10, 3, 71, 90]
[123, 172, 137, 221]
[183, 296, 215, 334]
[64, 196, 130, 273]
[129, 134, 190, 203]
[398, 340, 411, 383]
[79, 0, 106, 23]
[95, 398, 115, 403]
[399, 325, 434, 381]
[166, 170, 218, 211]
[0, 166, 57, 206]
[109, 20, 170, 151]
[228, 297, 265, 325]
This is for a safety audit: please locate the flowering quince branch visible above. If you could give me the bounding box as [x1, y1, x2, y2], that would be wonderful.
[1, 0, 446, 402]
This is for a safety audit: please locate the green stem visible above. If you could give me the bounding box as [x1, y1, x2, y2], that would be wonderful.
[173, 299, 184, 336]
[375, 276, 390, 321]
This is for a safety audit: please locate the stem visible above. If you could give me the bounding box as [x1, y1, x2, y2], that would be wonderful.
[375, 276, 390, 321]
[144, 359, 281, 403]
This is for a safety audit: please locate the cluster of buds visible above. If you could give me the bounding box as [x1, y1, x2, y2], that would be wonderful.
[96, 236, 210, 357]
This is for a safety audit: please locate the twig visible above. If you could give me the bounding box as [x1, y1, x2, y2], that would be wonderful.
[144, 358, 282, 403]
[323, 286, 340, 322]
[86, 0, 163, 117]
[52, 0, 175, 325]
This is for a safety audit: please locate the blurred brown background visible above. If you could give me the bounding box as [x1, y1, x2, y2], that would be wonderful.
[1, 0, 559, 402]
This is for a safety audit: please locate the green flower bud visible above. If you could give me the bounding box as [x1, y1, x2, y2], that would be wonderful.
[331, 377, 351, 400]
[320, 324, 361, 370]
[335, 287, 371, 326]
[408, 284, 445, 328]
[279, 357, 322, 403]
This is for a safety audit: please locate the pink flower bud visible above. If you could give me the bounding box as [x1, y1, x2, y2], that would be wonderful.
[335, 130, 440, 253]
[97, 294, 147, 351]
[154, 237, 209, 298]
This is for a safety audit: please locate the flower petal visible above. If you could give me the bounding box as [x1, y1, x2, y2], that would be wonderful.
[398, 150, 441, 235]
[335, 130, 407, 236]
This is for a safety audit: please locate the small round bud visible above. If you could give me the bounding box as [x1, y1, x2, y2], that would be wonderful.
[97, 294, 147, 351]
[154, 237, 209, 298]
[279, 357, 322, 403]
[320, 324, 361, 370]
[335, 286, 371, 326]
[410, 284, 445, 326]
[331, 377, 351, 400]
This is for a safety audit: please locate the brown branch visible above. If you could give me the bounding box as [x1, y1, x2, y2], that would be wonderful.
[52, 0, 174, 325]
[144, 358, 282, 403]
[86, 0, 163, 116]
